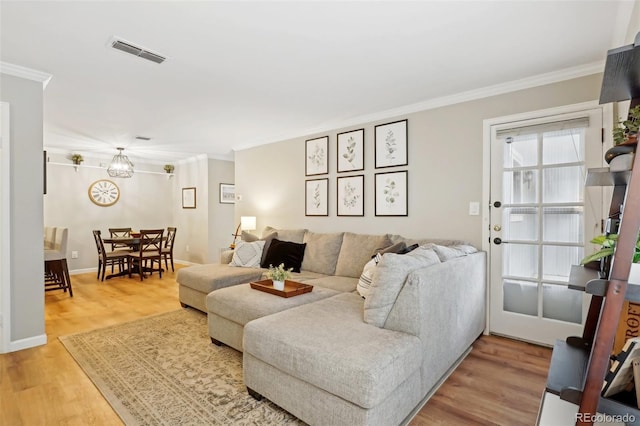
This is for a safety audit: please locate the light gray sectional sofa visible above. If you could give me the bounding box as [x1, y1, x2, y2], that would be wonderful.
[176, 228, 486, 425]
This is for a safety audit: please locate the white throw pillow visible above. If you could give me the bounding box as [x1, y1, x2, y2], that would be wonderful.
[433, 244, 478, 261]
[229, 240, 265, 268]
[357, 253, 382, 299]
[364, 246, 440, 327]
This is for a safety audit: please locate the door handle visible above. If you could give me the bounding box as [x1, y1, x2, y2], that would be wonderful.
[493, 237, 502, 245]
[493, 201, 502, 208]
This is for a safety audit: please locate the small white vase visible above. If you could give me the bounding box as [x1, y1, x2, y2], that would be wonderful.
[273, 280, 285, 291]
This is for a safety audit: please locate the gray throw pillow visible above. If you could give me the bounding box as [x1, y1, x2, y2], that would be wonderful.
[433, 244, 478, 261]
[242, 231, 278, 265]
[364, 246, 440, 327]
[262, 226, 307, 243]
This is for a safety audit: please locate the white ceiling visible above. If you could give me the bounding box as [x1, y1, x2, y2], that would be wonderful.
[0, 1, 634, 163]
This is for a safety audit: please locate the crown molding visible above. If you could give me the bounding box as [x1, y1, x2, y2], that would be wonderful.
[0, 62, 52, 89]
[233, 60, 604, 152]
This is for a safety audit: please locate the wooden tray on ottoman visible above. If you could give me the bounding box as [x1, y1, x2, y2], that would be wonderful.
[250, 279, 313, 298]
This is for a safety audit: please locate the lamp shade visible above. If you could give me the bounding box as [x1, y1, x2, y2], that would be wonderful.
[107, 147, 134, 178]
[240, 216, 256, 231]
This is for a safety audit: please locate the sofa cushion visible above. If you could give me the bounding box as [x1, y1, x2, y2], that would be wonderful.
[300, 275, 359, 293]
[389, 234, 471, 247]
[262, 226, 307, 243]
[229, 240, 265, 268]
[243, 293, 423, 409]
[206, 283, 340, 326]
[301, 231, 344, 275]
[364, 246, 441, 327]
[261, 238, 306, 272]
[334, 233, 392, 278]
[242, 231, 278, 265]
[433, 244, 478, 261]
[176, 263, 264, 294]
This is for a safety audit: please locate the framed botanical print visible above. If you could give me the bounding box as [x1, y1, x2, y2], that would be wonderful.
[375, 119, 408, 168]
[219, 183, 235, 204]
[337, 175, 364, 217]
[375, 171, 408, 216]
[305, 178, 329, 216]
[337, 128, 364, 173]
[305, 136, 329, 176]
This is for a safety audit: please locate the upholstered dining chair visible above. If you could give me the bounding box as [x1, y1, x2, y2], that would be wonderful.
[92, 230, 130, 281]
[162, 227, 177, 272]
[128, 229, 164, 281]
[44, 227, 72, 296]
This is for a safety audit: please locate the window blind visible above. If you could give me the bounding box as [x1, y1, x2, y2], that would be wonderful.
[496, 117, 590, 139]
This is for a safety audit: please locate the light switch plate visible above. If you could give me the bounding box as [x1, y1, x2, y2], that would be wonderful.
[469, 201, 480, 216]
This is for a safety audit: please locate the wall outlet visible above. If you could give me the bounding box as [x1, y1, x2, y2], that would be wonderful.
[71, 251, 79, 259]
[186, 245, 190, 252]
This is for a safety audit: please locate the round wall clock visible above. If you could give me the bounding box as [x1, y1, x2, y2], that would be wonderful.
[88, 179, 120, 207]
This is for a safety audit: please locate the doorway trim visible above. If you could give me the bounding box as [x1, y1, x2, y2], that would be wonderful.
[481, 100, 613, 336]
[0, 101, 11, 353]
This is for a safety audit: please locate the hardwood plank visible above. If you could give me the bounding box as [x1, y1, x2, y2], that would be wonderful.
[1, 266, 553, 424]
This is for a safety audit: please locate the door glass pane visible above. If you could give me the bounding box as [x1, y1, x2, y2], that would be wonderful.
[503, 170, 538, 204]
[542, 129, 584, 165]
[542, 245, 584, 282]
[503, 243, 538, 279]
[543, 283, 582, 323]
[502, 207, 538, 241]
[543, 166, 584, 203]
[503, 280, 537, 316]
[543, 207, 584, 244]
[503, 134, 538, 168]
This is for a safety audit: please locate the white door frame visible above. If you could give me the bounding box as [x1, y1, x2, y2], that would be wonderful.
[0, 101, 11, 353]
[481, 100, 613, 338]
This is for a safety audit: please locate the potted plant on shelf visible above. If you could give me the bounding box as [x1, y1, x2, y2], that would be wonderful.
[163, 164, 175, 174]
[70, 153, 84, 165]
[613, 105, 640, 146]
[581, 233, 640, 277]
[266, 263, 292, 291]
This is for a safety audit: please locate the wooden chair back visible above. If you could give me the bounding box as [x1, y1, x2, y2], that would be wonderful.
[92, 230, 106, 259]
[109, 227, 132, 250]
[164, 227, 177, 251]
[138, 229, 164, 255]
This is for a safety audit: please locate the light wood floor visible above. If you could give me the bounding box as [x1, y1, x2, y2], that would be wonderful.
[1, 266, 552, 425]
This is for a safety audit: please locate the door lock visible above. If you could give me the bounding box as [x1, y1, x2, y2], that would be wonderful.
[493, 225, 502, 232]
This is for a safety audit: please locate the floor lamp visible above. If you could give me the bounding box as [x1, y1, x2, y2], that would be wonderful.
[230, 216, 256, 249]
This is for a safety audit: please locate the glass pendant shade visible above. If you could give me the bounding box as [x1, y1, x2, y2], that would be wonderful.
[107, 147, 134, 178]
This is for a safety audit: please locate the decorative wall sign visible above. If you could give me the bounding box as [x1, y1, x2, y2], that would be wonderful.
[305, 136, 329, 176]
[219, 183, 235, 204]
[374, 119, 408, 168]
[375, 170, 408, 216]
[182, 187, 197, 208]
[337, 175, 364, 217]
[305, 178, 329, 216]
[337, 128, 364, 173]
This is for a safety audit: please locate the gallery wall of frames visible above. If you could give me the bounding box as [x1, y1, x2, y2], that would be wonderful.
[304, 119, 408, 217]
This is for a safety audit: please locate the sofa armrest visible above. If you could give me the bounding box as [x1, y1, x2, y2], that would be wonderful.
[220, 249, 234, 264]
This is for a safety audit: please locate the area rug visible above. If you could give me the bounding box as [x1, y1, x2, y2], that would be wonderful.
[59, 309, 303, 425]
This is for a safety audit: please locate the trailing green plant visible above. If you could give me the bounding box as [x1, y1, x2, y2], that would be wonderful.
[580, 233, 640, 265]
[266, 263, 292, 282]
[70, 153, 84, 165]
[163, 164, 175, 173]
[613, 105, 640, 145]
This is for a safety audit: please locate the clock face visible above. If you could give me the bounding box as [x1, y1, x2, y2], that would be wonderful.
[88, 179, 120, 207]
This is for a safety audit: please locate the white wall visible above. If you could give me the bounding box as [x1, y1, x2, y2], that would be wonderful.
[235, 74, 603, 247]
[207, 158, 235, 262]
[44, 152, 174, 271]
[1, 74, 45, 345]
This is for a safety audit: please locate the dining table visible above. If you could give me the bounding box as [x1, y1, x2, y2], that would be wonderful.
[102, 235, 164, 280]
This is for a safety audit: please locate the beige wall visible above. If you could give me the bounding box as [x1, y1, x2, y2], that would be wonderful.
[235, 74, 603, 247]
[1, 74, 45, 343]
[207, 158, 235, 262]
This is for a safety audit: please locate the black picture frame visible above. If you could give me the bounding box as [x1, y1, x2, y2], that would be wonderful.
[305, 178, 329, 216]
[374, 119, 408, 169]
[305, 136, 329, 176]
[337, 128, 364, 173]
[337, 175, 364, 217]
[375, 170, 408, 216]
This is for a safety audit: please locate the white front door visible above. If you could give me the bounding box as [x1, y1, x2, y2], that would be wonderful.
[488, 106, 605, 346]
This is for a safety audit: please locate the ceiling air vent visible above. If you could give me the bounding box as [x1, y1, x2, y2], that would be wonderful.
[110, 37, 166, 64]
[135, 136, 151, 141]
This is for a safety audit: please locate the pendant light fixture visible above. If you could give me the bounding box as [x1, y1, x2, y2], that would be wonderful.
[107, 147, 134, 178]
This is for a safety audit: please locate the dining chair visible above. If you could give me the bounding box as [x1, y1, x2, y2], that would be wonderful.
[92, 230, 130, 281]
[44, 227, 72, 296]
[128, 229, 164, 281]
[108, 227, 132, 251]
[44, 226, 57, 250]
[162, 227, 177, 272]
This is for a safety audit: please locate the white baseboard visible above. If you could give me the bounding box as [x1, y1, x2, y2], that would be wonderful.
[70, 267, 97, 275]
[9, 333, 47, 352]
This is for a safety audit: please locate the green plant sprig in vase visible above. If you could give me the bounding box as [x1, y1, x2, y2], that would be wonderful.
[266, 263, 292, 290]
[580, 233, 640, 266]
